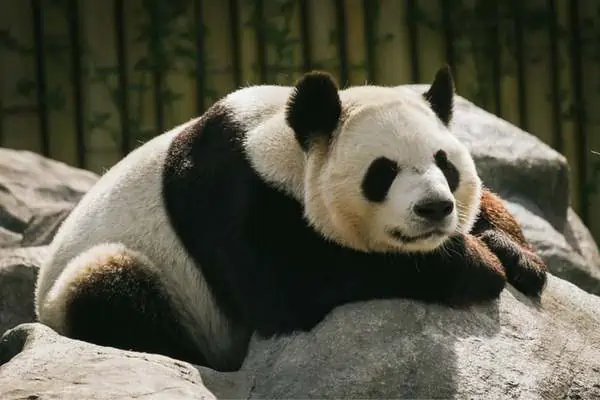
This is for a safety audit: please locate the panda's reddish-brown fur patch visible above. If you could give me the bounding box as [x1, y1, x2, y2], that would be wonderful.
[471, 187, 548, 297]
[474, 189, 529, 248]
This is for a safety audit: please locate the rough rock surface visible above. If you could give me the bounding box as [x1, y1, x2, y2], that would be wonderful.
[0, 323, 253, 400]
[2, 277, 599, 399]
[0, 246, 46, 334]
[0, 148, 98, 248]
[243, 275, 600, 399]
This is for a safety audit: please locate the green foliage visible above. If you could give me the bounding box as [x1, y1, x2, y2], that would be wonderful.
[245, 0, 302, 83]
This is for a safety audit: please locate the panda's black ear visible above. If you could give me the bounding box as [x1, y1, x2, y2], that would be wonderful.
[285, 71, 342, 152]
[423, 65, 454, 126]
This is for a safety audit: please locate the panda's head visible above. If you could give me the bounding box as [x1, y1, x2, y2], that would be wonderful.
[285, 66, 481, 253]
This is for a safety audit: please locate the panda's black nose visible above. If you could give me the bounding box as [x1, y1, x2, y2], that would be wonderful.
[414, 199, 454, 222]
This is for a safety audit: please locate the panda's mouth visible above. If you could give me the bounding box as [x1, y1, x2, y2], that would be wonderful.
[387, 227, 447, 243]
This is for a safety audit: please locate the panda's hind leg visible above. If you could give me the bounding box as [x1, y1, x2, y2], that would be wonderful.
[41, 243, 207, 366]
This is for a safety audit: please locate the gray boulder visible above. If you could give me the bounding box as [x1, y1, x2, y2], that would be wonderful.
[0, 148, 98, 248]
[0, 246, 46, 334]
[0, 322, 253, 400]
[242, 274, 600, 399]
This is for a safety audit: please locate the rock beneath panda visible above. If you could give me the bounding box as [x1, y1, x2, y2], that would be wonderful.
[0, 322, 254, 400]
[0, 148, 98, 248]
[242, 274, 600, 399]
[402, 85, 600, 295]
[2, 277, 599, 400]
[0, 246, 46, 334]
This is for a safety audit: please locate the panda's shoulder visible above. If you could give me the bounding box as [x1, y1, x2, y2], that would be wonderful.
[161, 86, 288, 175]
[159, 84, 295, 233]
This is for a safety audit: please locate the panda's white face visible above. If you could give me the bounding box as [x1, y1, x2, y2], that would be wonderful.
[308, 95, 481, 253]
[286, 67, 481, 254]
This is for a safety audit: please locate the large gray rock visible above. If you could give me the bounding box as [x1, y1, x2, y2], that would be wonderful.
[0, 246, 46, 334]
[0, 148, 98, 248]
[0, 323, 253, 400]
[242, 274, 600, 399]
[3, 277, 599, 399]
[404, 86, 600, 295]
[506, 200, 600, 295]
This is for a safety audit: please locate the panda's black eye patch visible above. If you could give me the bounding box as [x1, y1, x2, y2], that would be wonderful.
[362, 157, 400, 203]
[434, 150, 460, 192]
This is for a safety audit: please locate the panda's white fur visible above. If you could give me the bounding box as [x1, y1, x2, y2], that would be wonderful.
[35, 119, 245, 370]
[35, 68, 484, 371]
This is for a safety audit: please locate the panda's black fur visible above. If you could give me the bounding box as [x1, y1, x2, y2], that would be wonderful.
[35, 67, 547, 372]
[162, 101, 501, 339]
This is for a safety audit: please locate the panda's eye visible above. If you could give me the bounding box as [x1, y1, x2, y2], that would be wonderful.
[362, 157, 399, 203]
[434, 150, 459, 192]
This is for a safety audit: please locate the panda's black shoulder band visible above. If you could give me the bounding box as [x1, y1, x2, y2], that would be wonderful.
[285, 71, 342, 152]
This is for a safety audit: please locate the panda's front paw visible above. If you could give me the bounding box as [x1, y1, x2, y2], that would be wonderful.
[436, 233, 507, 307]
[503, 248, 547, 298]
[478, 230, 548, 298]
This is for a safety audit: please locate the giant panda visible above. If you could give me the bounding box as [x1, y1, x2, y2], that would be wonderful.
[34, 66, 547, 372]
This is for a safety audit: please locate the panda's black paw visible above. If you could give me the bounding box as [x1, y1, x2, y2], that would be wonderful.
[506, 250, 547, 298]
[478, 230, 548, 298]
[434, 233, 507, 307]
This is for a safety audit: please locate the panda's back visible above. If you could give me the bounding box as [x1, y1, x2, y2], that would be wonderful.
[34, 84, 299, 369]
[37, 84, 293, 301]
[35, 120, 197, 304]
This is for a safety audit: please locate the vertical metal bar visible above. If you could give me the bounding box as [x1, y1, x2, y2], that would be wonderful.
[490, 1, 502, 116]
[194, 0, 206, 113]
[152, 71, 165, 135]
[299, 0, 312, 72]
[228, 0, 242, 87]
[568, 0, 588, 222]
[441, 0, 456, 83]
[254, 0, 268, 82]
[362, 0, 376, 82]
[148, 1, 165, 134]
[0, 101, 4, 146]
[334, 0, 349, 86]
[114, 0, 131, 156]
[31, 0, 50, 157]
[405, 0, 420, 83]
[67, 0, 86, 168]
[513, 0, 528, 130]
[547, 0, 563, 153]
